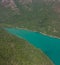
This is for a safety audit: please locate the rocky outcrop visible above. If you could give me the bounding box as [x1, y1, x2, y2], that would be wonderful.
[1, 0, 60, 13]
[1, 0, 19, 12]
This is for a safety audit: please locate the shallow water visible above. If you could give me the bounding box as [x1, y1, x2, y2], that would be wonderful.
[5, 28, 60, 65]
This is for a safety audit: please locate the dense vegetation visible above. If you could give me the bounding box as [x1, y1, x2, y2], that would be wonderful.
[0, 28, 54, 65]
[0, 0, 60, 37]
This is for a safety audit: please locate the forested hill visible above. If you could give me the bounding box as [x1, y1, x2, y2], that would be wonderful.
[0, 0, 60, 37]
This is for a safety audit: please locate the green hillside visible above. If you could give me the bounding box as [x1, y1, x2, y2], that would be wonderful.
[0, 27, 54, 65]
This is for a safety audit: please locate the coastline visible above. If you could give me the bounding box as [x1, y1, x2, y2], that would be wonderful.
[1, 23, 60, 40]
[15, 27, 60, 40]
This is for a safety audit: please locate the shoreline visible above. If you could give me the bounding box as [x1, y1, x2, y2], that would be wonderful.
[1, 23, 60, 40]
[15, 27, 60, 40]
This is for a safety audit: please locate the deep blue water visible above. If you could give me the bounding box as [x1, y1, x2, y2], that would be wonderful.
[5, 28, 60, 65]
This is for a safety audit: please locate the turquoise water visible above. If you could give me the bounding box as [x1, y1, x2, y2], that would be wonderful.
[5, 28, 60, 65]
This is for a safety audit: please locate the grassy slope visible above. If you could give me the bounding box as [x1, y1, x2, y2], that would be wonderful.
[0, 28, 54, 65]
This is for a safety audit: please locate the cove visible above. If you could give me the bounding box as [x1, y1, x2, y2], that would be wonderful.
[5, 28, 60, 65]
